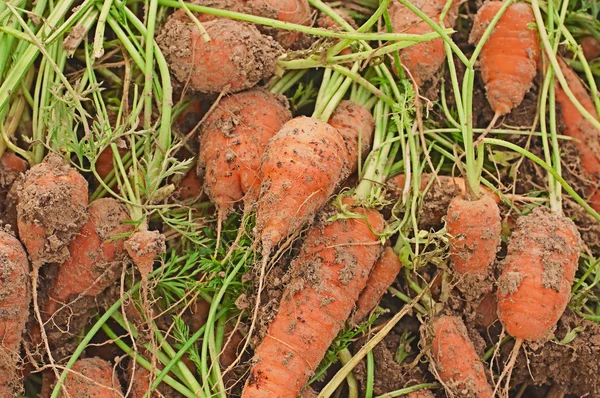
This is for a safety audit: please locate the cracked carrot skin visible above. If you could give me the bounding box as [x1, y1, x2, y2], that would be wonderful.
[199, 89, 291, 215]
[255, 116, 349, 253]
[469, 1, 540, 115]
[242, 199, 384, 398]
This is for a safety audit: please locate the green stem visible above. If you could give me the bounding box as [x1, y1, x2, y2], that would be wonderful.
[365, 350, 375, 398]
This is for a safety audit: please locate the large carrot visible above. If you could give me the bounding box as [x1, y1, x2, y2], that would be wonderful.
[158, 18, 283, 94]
[470, 2, 541, 128]
[351, 246, 402, 323]
[199, 89, 292, 218]
[60, 357, 122, 397]
[0, 228, 31, 397]
[427, 315, 493, 397]
[242, 198, 384, 397]
[555, 57, 600, 211]
[388, 0, 459, 86]
[16, 153, 89, 267]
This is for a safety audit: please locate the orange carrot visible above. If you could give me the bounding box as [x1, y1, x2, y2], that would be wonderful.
[17, 153, 89, 267]
[0, 153, 28, 231]
[0, 228, 31, 397]
[351, 246, 402, 323]
[177, 167, 204, 201]
[473, 290, 498, 329]
[428, 315, 493, 397]
[44, 198, 132, 318]
[387, 174, 500, 203]
[125, 230, 166, 277]
[158, 18, 283, 94]
[242, 199, 384, 398]
[581, 35, 600, 61]
[95, 146, 128, 183]
[470, 2, 540, 123]
[255, 116, 349, 253]
[389, 0, 459, 86]
[0, 152, 27, 187]
[199, 89, 291, 216]
[60, 358, 122, 397]
[328, 100, 375, 173]
[446, 194, 501, 275]
[497, 207, 580, 342]
[555, 57, 600, 211]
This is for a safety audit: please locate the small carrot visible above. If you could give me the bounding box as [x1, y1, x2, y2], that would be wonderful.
[427, 315, 493, 397]
[0, 228, 31, 397]
[470, 2, 541, 129]
[177, 167, 204, 201]
[581, 35, 600, 61]
[242, 199, 384, 398]
[17, 153, 89, 267]
[158, 18, 283, 94]
[60, 358, 122, 397]
[351, 246, 402, 323]
[555, 57, 600, 211]
[125, 230, 167, 277]
[388, 0, 459, 86]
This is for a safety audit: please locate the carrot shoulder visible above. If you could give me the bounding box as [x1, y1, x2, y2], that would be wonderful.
[243, 199, 384, 398]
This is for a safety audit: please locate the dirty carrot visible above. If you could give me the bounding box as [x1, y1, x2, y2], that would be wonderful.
[427, 315, 494, 397]
[125, 230, 167, 277]
[60, 357, 122, 398]
[177, 167, 204, 201]
[0, 228, 31, 398]
[470, 1, 541, 130]
[242, 198, 385, 398]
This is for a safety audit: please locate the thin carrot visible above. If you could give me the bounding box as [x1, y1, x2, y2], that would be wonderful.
[388, 0, 459, 86]
[60, 357, 122, 397]
[470, 2, 541, 130]
[242, 198, 384, 398]
[0, 228, 31, 397]
[351, 246, 402, 324]
[427, 315, 493, 397]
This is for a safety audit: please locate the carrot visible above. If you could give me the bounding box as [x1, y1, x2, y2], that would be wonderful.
[0, 152, 27, 188]
[388, 0, 459, 86]
[427, 315, 493, 397]
[44, 198, 132, 320]
[199, 89, 292, 217]
[469, 2, 541, 129]
[0, 153, 27, 231]
[581, 35, 600, 61]
[60, 357, 122, 397]
[351, 246, 402, 323]
[555, 57, 600, 211]
[0, 228, 31, 397]
[95, 146, 128, 184]
[255, 116, 349, 253]
[125, 230, 167, 277]
[177, 167, 204, 201]
[17, 153, 89, 267]
[158, 18, 283, 94]
[242, 198, 384, 398]
[445, 194, 501, 275]
[473, 290, 498, 329]
[328, 100, 375, 173]
[408, 390, 436, 398]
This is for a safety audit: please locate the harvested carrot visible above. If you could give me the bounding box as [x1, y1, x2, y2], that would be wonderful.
[158, 18, 283, 94]
[470, 2, 540, 127]
[0, 228, 31, 397]
[581, 35, 600, 61]
[17, 153, 89, 267]
[60, 357, 122, 397]
[328, 100, 375, 173]
[473, 290, 498, 329]
[44, 198, 132, 319]
[351, 246, 402, 323]
[0, 153, 28, 231]
[389, 0, 459, 86]
[255, 116, 349, 254]
[497, 207, 580, 342]
[427, 315, 493, 397]
[555, 57, 600, 211]
[243, 199, 384, 398]
[177, 167, 204, 201]
[445, 194, 501, 275]
[125, 230, 167, 277]
[199, 89, 291, 216]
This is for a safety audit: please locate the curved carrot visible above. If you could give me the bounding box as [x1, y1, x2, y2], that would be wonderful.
[17, 153, 89, 267]
[389, 0, 459, 86]
[328, 100, 375, 173]
[470, 2, 540, 116]
[256, 116, 349, 253]
[0, 229, 31, 397]
[199, 89, 291, 215]
[158, 18, 283, 94]
[351, 246, 402, 323]
[428, 315, 493, 397]
[60, 357, 122, 397]
[243, 199, 384, 397]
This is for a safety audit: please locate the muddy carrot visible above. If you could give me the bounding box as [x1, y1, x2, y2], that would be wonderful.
[60, 358, 122, 397]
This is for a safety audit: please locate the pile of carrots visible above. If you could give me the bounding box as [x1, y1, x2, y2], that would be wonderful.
[1, 0, 600, 397]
